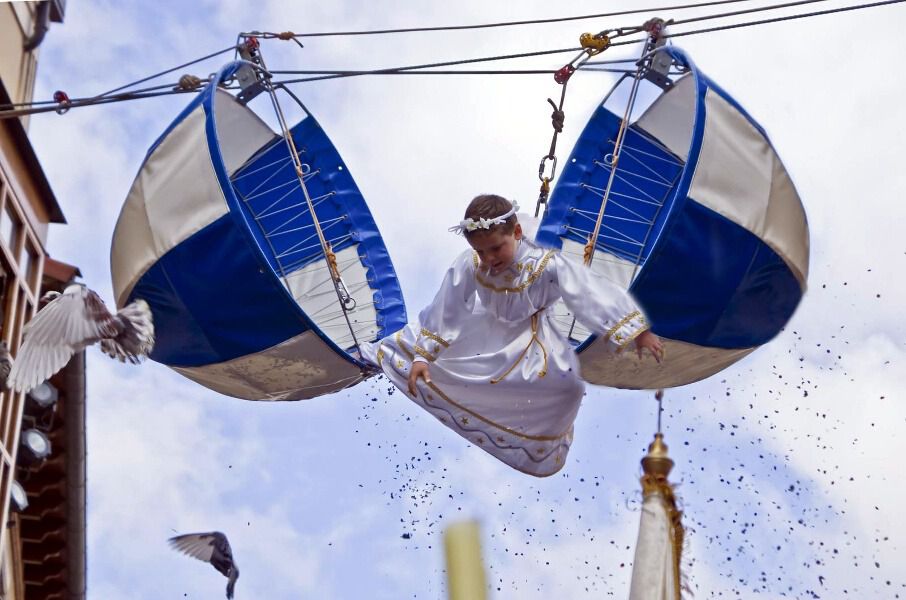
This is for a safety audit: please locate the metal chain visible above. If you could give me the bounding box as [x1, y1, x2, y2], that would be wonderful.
[534, 28, 624, 217]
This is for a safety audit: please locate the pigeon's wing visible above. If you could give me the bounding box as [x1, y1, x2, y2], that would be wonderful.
[9, 287, 118, 393]
[169, 532, 231, 564]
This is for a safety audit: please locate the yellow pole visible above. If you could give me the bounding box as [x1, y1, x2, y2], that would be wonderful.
[444, 520, 488, 600]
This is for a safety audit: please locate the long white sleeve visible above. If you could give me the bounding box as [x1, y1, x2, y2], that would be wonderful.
[411, 251, 477, 363]
[553, 252, 649, 350]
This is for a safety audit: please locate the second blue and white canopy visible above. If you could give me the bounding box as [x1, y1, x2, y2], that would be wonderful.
[537, 47, 809, 388]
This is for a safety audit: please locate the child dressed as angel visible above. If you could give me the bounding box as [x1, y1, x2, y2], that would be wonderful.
[361, 194, 663, 476]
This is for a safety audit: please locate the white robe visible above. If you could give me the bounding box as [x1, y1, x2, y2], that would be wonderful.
[361, 238, 648, 476]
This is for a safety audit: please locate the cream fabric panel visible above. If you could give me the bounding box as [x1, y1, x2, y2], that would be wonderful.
[635, 74, 696, 162]
[688, 90, 809, 285]
[766, 153, 809, 283]
[172, 330, 364, 400]
[111, 182, 156, 308]
[212, 89, 277, 176]
[547, 239, 638, 344]
[579, 335, 755, 389]
[283, 245, 378, 348]
[112, 106, 229, 306]
[560, 238, 636, 289]
[628, 494, 678, 600]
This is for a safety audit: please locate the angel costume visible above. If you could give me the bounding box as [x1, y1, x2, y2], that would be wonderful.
[361, 236, 649, 477]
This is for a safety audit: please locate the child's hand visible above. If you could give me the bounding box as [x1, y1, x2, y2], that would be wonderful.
[408, 361, 432, 396]
[635, 330, 664, 363]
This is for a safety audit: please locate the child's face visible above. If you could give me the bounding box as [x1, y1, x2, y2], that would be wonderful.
[467, 224, 523, 274]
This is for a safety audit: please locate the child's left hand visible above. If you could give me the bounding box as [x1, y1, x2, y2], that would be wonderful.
[635, 329, 664, 363]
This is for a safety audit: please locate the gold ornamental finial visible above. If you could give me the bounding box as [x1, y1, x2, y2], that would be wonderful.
[641, 432, 674, 478]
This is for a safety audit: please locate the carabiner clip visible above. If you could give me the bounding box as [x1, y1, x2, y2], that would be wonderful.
[538, 154, 558, 183]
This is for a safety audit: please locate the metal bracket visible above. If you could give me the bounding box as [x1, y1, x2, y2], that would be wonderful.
[235, 37, 267, 104]
[642, 18, 674, 90]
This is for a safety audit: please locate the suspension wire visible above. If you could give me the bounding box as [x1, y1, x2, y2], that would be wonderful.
[0, 80, 188, 110]
[270, 69, 563, 76]
[242, 0, 757, 38]
[0, 44, 585, 117]
[665, 0, 906, 37]
[670, 0, 833, 25]
[273, 45, 585, 85]
[2, 0, 903, 118]
[0, 87, 208, 119]
[91, 45, 236, 99]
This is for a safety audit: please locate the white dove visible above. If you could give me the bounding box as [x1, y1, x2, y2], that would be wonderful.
[169, 531, 240, 599]
[8, 284, 154, 393]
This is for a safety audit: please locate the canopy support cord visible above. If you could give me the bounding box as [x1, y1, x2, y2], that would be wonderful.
[655, 388, 664, 434]
[583, 20, 667, 266]
[249, 37, 365, 360]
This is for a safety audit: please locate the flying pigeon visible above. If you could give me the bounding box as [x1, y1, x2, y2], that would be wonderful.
[169, 531, 240, 599]
[7, 284, 154, 393]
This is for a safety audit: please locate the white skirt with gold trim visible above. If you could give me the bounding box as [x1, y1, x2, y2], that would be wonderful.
[361, 308, 584, 477]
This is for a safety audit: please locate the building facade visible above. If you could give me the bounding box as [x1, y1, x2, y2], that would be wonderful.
[0, 2, 86, 598]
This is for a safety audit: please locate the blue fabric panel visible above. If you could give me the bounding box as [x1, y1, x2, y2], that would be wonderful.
[630, 199, 802, 348]
[229, 116, 407, 341]
[536, 107, 684, 267]
[129, 214, 312, 367]
[200, 82, 366, 369]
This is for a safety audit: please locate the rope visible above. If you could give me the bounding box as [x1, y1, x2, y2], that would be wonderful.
[583, 26, 662, 266]
[253, 47, 364, 355]
[241, 0, 757, 38]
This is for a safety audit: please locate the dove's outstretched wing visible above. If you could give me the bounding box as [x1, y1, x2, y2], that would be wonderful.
[169, 532, 239, 599]
[8, 286, 154, 393]
[9, 286, 117, 393]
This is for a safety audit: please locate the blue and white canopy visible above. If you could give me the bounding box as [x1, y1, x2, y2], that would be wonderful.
[537, 47, 809, 388]
[111, 62, 406, 400]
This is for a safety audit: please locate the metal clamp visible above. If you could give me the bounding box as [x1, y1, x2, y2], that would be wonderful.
[580, 32, 612, 56]
[52, 90, 71, 115]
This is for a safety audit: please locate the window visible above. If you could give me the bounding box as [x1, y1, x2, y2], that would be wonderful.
[0, 204, 18, 255]
[22, 242, 39, 293]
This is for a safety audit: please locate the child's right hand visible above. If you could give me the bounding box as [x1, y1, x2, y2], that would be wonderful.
[635, 329, 665, 363]
[408, 361, 432, 396]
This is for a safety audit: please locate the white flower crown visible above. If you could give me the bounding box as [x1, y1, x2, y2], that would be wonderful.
[448, 201, 520, 235]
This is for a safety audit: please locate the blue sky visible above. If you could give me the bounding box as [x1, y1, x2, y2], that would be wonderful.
[23, 0, 906, 598]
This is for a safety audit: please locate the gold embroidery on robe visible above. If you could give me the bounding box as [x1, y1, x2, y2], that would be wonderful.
[473, 250, 556, 293]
